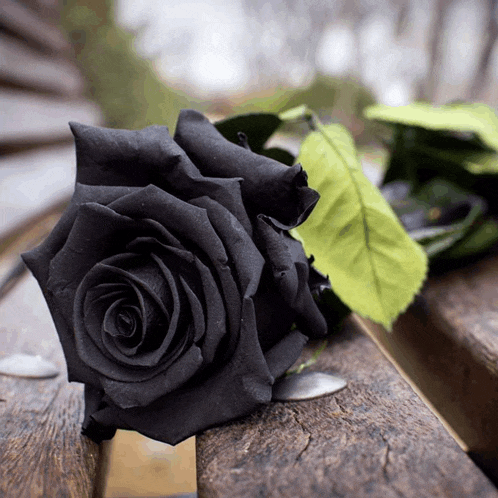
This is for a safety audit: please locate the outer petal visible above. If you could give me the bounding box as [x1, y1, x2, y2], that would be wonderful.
[21, 185, 138, 386]
[254, 215, 328, 338]
[174, 109, 319, 228]
[189, 196, 264, 296]
[264, 329, 308, 379]
[23, 183, 139, 288]
[70, 122, 254, 233]
[83, 297, 273, 445]
[71, 122, 200, 187]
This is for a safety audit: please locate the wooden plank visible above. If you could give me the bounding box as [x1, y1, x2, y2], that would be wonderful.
[0, 33, 85, 95]
[0, 272, 109, 498]
[197, 318, 497, 497]
[0, 89, 101, 146]
[0, 144, 75, 239]
[361, 253, 498, 483]
[0, 0, 70, 53]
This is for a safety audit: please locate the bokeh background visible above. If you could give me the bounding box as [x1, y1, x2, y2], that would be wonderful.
[63, 0, 498, 130]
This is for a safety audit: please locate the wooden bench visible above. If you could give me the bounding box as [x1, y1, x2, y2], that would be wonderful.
[2, 1, 498, 496]
[0, 268, 109, 497]
[365, 254, 498, 482]
[196, 309, 498, 497]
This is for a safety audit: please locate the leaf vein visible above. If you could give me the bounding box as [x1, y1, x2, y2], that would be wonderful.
[317, 124, 385, 316]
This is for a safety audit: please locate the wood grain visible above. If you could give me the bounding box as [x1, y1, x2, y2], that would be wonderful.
[0, 273, 106, 498]
[363, 253, 498, 483]
[197, 318, 497, 498]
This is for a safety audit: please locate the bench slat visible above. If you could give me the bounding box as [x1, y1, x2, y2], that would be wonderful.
[197, 319, 497, 497]
[0, 33, 84, 95]
[0, 89, 101, 147]
[0, 144, 75, 239]
[0, 273, 107, 498]
[364, 254, 498, 483]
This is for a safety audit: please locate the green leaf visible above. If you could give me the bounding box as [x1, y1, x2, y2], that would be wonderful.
[294, 123, 428, 328]
[419, 228, 467, 258]
[416, 145, 498, 175]
[261, 147, 295, 166]
[384, 178, 497, 259]
[215, 113, 282, 154]
[364, 102, 498, 151]
[444, 218, 498, 258]
[413, 179, 496, 258]
[279, 104, 313, 122]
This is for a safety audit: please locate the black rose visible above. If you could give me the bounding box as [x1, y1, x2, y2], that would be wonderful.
[23, 110, 327, 445]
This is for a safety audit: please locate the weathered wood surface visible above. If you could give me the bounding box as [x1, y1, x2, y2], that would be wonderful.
[0, 272, 108, 497]
[362, 253, 498, 483]
[197, 318, 497, 498]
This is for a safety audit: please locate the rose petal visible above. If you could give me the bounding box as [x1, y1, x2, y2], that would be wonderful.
[123, 239, 228, 364]
[22, 182, 139, 298]
[24, 183, 139, 274]
[174, 109, 320, 228]
[190, 196, 264, 296]
[179, 276, 205, 342]
[252, 287, 296, 351]
[83, 297, 273, 445]
[80, 256, 175, 364]
[46, 203, 139, 300]
[99, 288, 146, 359]
[131, 219, 185, 251]
[92, 257, 182, 365]
[84, 277, 163, 360]
[108, 185, 242, 345]
[190, 196, 267, 359]
[254, 215, 327, 338]
[185, 177, 253, 236]
[285, 237, 328, 338]
[254, 215, 300, 301]
[107, 186, 226, 264]
[101, 345, 203, 409]
[192, 257, 227, 364]
[263, 329, 309, 379]
[82, 384, 117, 442]
[103, 300, 139, 340]
[70, 123, 254, 234]
[70, 122, 201, 187]
[73, 257, 185, 381]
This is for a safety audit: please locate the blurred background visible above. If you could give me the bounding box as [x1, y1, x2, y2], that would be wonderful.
[2, 0, 498, 496]
[65, 0, 498, 130]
